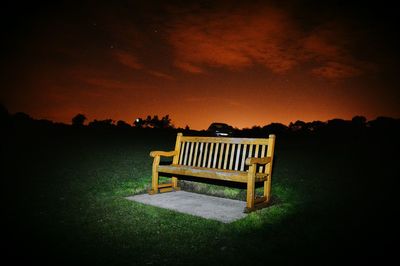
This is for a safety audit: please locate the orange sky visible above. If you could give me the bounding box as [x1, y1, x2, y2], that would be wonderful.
[1, 1, 399, 129]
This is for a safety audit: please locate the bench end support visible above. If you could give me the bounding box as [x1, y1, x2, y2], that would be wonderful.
[243, 200, 271, 213]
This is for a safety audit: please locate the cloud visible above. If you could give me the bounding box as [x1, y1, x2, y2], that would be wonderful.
[311, 62, 362, 79]
[174, 61, 204, 74]
[168, 7, 298, 74]
[83, 77, 138, 91]
[166, 5, 369, 79]
[300, 24, 366, 79]
[112, 50, 174, 80]
[302, 33, 342, 60]
[113, 50, 143, 70]
[147, 70, 175, 80]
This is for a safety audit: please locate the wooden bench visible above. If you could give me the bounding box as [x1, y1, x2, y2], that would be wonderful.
[149, 133, 276, 213]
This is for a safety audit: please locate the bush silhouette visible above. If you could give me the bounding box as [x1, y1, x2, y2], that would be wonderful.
[72, 114, 87, 127]
[0, 103, 11, 129]
[116, 120, 131, 129]
[141, 115, 173, 128]
[88, 119, 114, 129]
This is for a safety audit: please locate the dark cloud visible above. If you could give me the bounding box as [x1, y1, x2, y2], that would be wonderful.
[166, 3, 372, 79]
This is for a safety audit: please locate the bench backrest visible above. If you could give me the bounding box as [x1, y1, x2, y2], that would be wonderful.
[173, 134, 275, 174]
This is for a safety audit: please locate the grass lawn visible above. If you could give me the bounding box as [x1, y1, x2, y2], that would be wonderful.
[2, 127, 397, 265]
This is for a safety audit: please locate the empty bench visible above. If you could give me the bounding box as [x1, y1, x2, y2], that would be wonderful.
[149, 133, 276, 212]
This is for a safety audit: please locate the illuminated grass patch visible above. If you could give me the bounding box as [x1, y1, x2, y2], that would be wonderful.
[4, 130, 393, 265]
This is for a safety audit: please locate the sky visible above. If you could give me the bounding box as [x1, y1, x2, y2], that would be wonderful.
[1, 0, 399, 129]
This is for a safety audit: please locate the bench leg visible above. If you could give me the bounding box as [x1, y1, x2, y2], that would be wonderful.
[264, 177, 271, 202]
[244, 165, 256, 212]
[171, 176, 180, 191]
[149, 155, 160, 195]
[149, 170, 159, 195]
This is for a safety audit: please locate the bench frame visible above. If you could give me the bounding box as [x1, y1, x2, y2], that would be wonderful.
[149, 133, 276, 213]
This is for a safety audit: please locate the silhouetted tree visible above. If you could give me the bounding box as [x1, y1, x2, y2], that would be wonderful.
[142, 115, 173, 128]
[305, 121, 326, 132]
[11, 112, 34, 130]
[368, 116, 400, 133]
[88, 119, 114, 129]
[350, 116, 367, 137]
[161, 115, 173, 128]
[133, 118, 144, 128]
[13, 112, 33, 122]
[0, 103, 8, 117]
[144, 115, 153, 128]
[248, 125, 263, 137]
[37, 119, 53, 127]
[0, 103, 10, 129]
[351, 116, 367, 126]
[289, 120, 306, 132]
[116, 120, 131, 129]
[151, 115, 161, 128]
[262, 123, 289, 134]
[326, 119, 351, 132]
[72, 114, 87, 127]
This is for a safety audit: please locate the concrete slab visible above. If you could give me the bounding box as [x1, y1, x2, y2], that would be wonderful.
[126, 191, 247, 223]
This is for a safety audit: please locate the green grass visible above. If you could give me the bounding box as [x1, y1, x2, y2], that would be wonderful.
[3, 129, 396, 265]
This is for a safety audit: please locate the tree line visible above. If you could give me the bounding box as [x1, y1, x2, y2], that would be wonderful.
[1, 104, 399, 136]
[71, 114, 174, 129]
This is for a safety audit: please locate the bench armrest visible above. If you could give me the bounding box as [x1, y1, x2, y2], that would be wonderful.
[150, 150, 178, 158]
[245, 156, 272, 166]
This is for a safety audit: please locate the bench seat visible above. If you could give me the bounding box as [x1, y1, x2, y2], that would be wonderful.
[158, 164, 269, 183]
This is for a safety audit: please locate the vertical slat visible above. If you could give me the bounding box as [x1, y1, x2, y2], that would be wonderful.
[197, 142, 204, 167]
[188, 142, 194, 166]
[259, 145, 266, 172]
[240, 144, 247, 171]
[255, 144, 259, 158]
[202, 143, 208, 167]
[234, 144, 241, 170]
[207, 143, 214, 168]
[183, 142, 190, 165]
[212, 143, 219, 168]
[229, 144, 236, 170]
[248, 144, 254, 160]
[192, 142, 199, 167]
[218, 143, 225, 169]
[179, 142, 185, 164]
[223, 143, 230, 169]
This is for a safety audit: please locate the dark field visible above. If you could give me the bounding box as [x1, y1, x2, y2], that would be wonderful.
[2, 123, 398, 265]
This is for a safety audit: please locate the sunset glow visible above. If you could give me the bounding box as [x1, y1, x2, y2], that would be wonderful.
[1, 1, 399, 129]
